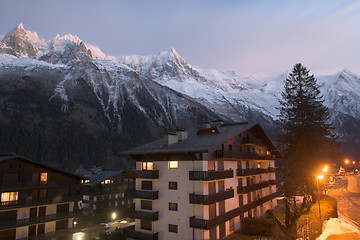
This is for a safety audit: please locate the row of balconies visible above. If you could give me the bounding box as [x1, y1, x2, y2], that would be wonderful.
[0, 181, 61, 191]
[0, 195, 79, 210]
[237, 180, 277, 194]
[134, 167, 274, 180]
[189, 191, 281, 229]
[133, 191, 280, 228]
[0, 212, 74, 231]
[214, 150, 275, 160]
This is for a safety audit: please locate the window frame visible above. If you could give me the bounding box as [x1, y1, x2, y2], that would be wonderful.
[168, 161, 178, 169]
[169, 224, 178, 233]
[169, 202, 178, 211]
[169, 182, 178, 190]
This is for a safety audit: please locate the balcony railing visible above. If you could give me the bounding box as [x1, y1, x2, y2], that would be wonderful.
[237, 168, 269, 176]
[237, 180, 275, 194]
[0, 181, 60, 190]
[189, 170, 233, 181]
[241, 137, 263, 145]
[127, 231, 159, 240]
[134, 210, 159, 221]
[190, 191, 281, 229]
[0, 212, 74, 231]
[190, 189, 234, 205]
[135, 170, 159, 179]
[0, 195, 80, 210]
[134, 190, 159, 200]
[215, 150, 275, 160]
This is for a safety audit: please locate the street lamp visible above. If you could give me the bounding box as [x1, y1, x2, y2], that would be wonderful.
[317, 174, 324, 220]
[345, 159, 350, 164]
[112, 212, 116, 220]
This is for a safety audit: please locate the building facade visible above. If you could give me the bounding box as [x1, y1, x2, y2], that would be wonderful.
[79, 169, 135, 217]
[0, 153, 84, 240]
[122, 122, 282, 240]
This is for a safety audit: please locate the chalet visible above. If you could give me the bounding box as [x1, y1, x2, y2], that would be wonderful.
[121, 121, 282, 240]
[0, 153, 84, 240]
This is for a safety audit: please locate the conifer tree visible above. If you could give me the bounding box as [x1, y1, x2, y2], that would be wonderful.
[278, 63, 337, 196]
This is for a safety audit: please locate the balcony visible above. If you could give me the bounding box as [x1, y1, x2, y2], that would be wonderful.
[241, 136, 263, 145]
[190, 189, 234, 205]
[0, 212, 74, 231]
[0, 195, 80, 210]
[0, 181, 60, 190]
[237, 180, 274, 194]
[189, 170, 233, 181]
[237, 168, 268, 176]
[215, 150, 275, 160]
[135, 170, 159, 179]
[134, 210, 159, 221]
[134, 190, 159, 200]
[127, 231, 158, 240]
[190, 191, 281, 229]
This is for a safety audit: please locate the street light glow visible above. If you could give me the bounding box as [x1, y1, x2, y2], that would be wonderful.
[112, 212, 116, 220]
[345, 159, 350, 164]
[324, 165, 329, 169]
[353, 161, 356, 164]
[318, 174, 324, 179]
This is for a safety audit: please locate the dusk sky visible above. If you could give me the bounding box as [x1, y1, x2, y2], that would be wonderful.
[1, 0, 360, 77]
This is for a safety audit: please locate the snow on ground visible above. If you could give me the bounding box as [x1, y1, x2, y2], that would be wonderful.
[317, 216, 360, 240]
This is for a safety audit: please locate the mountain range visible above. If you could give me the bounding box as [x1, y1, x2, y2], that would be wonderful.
[1, 23, 359, 169]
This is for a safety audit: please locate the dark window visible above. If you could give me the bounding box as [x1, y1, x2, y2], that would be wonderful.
[29, 225, 36, 236]
[55, 220, 68, 231]
[238, 178, 243, 187]
[141, 181, 152, 190]
[56, 203, 69, 214]
[169, 182, 177, 190]
[39, 206, 46, 217]
[37, 223, 45, 235]
[229, 144, 232, 151]
[239, 146, 242, 152]
[141, 220, 152, 230]
[239, 195, 243, 206]
[169, 202, 178, 211]
[141, 200, 152, 210]
[169, 224, 178, 233]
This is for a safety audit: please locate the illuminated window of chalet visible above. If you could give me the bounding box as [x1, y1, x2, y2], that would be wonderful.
[104, 180, 111, 185]
[211, 129, 216, 133]
[267, 151, 271, 155]
[257, 163, 261, 169]
[168, 161, 178, 169]
[142, 161, 153, 171]
[40, 173, 47, 183]
[1, 192, 18, 203]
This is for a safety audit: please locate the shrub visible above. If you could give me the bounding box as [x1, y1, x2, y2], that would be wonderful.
[241, 217, 276, 236]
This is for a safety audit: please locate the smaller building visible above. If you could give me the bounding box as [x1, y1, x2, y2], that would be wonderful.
[0, 153, 84, 240]
[78, 168, 135, 219]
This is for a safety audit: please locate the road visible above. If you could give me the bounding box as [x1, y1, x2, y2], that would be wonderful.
[326, 175, 360, 229]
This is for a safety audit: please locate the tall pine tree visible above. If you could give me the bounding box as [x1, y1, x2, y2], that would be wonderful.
[278, 63, 337, 196]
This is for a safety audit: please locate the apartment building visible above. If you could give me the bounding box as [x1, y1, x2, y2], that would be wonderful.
[0, 153, 84, 240]
[121, 121, 282, 240]
[79, 168, 135, 217]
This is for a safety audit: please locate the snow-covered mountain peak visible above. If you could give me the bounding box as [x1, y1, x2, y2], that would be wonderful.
[0, 23, 48, 58]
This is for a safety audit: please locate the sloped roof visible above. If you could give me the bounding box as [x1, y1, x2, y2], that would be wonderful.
[0, 153, 85, 179]
[86, 170, 124, 185]
[121, 122, 282, 157]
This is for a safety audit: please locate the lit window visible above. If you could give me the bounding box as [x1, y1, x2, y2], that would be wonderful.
[257, 163, 261, 169]
[104, 180, 111, 185]
[267, 151, 271, 155]
[40, 173, 47, 183]
[1, 192, 18, 203]
[169, 161, 178, 169]
[142, 161, 153, 170]
[85, 180, 90, 183]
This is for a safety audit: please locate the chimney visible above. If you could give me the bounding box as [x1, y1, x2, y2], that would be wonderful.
[165, 132, 178, 146]
[203, 122, 211, 128]
[176, 128, 188, 141]
[211, 120, 224, 127]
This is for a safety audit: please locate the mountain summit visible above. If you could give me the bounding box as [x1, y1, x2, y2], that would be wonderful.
[0, 24, 360, 167]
